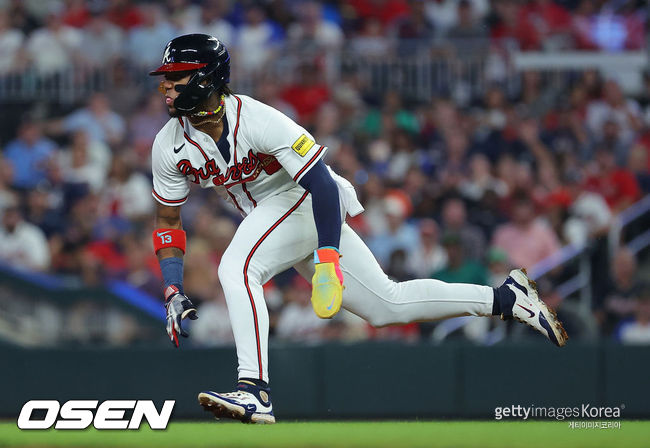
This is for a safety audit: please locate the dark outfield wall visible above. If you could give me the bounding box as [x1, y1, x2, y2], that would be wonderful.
[1, 342, 648, 419]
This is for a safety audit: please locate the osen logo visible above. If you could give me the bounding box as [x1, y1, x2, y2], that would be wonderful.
[17, 400, 175, 430]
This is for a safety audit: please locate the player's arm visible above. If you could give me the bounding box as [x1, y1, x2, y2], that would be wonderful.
[154, 202, 197, 347]
[298, 160, 341, 251]
[155, 202, 184, 258]
[298, 160, 344, 319]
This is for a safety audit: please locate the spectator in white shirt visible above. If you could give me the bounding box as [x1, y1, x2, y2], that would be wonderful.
[51, 92, 126, 147]
[617, 286, 650, 345]
[237, 5, 280, 74]
[180, 0, 234, 47]
[102, 154, 153, 220]
[586, 79, 642, 151]
[126, 3, 177, 68]
[425, 0, 489, 37]
[287, 1, 343, 50]
[57, 130, 109, 193]
[191, 289, 235, 347]
[0, 204, 50, 271]
[276, 278, 328, 343]
[25, 4, 83, 74]
[407, 218, 448, 278]
[0, 9, 25, 74]
[79, 8, 125, 68]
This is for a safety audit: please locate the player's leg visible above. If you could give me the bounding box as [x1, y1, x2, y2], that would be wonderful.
[199, 188, 317, 423]
[297, 224, 494, 326]
[295, 223, 567, 346]
[295, 223, 493, 323]
[341, 224, 495, 323]
[217, 189, 317, 381]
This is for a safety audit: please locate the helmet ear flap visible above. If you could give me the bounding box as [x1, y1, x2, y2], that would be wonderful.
[173, 65, 218, 113]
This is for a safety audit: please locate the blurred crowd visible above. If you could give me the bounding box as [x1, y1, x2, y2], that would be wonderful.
[0, 0, 647, 78]
[0, 0, 649, 347]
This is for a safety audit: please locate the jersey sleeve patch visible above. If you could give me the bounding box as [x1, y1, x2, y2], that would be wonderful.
[291, 134, 315, 157]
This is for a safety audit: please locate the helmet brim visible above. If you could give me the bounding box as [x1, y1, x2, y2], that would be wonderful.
[149, 62, 208, 76]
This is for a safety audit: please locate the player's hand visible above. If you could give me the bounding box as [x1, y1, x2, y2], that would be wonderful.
[311, 248, 343, 319]
[165, 292, 198, 347]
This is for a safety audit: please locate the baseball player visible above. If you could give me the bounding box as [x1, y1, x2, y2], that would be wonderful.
[150, 34, 567, 424]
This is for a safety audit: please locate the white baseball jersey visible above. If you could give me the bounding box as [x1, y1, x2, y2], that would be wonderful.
[151, 93, 362, 217]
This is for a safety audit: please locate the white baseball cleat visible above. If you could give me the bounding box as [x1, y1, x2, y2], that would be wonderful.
[198, 385, 275, 424]
[498, 268, 568, 347]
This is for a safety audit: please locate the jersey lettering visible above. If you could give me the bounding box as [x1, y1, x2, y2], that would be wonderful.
[176, 149, 280, 187]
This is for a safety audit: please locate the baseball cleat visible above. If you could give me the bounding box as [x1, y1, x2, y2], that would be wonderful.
[198, 383, 275, 424]
[498, 269, 568, 347]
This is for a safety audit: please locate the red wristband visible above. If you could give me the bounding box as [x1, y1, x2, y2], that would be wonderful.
[153, 228, 186, 254]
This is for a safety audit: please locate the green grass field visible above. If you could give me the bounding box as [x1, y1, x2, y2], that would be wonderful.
[0, 420, 648, 448]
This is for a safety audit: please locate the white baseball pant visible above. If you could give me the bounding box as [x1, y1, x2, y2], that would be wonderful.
[217, 187, 494, 382]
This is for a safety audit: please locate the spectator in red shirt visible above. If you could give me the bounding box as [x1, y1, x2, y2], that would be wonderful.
[344, 0, 410, 27]
[281, 62, 330, 127]
[62, 0, 90, 28]
[490, 0, 539, 50]
[571, 0, 598, 50]
[621, 4, 646, 50]
[106, 0, 143, 30]
[584, 146, 641, 213]
[636, 132, 650, 173]
[520, 0, 572, 50]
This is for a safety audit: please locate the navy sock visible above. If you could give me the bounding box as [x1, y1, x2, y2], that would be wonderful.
[238, 378, 268, 389]
[238, 378, 271, 405]
[492, 285, 516, 316]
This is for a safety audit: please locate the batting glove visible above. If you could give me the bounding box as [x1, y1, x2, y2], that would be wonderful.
[164, 286, 198, 347]
[311, 248, 343, 319]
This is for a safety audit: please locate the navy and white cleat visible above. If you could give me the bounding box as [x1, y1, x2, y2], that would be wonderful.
[499, 269, 568, 347]
[198, 382, 275, 424]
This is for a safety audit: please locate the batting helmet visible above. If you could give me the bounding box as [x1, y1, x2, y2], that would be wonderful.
[150, 34, 230, 114]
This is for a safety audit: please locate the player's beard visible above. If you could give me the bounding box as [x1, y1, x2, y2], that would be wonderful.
[166, 95, 188, 118]
[167, 102, 188, 118]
